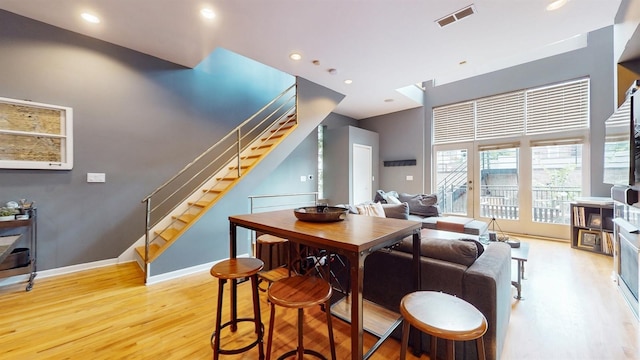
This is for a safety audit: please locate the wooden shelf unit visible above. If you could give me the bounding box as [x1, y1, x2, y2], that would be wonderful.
[570, 201, 614, 256]
[0, 207, 37, 291]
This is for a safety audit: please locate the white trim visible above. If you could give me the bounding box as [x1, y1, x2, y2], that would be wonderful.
[0, 258, 120, 288]
[118, 235, 146, 263]
[0, 252, 251, 288]
[145, 253, 250, 285]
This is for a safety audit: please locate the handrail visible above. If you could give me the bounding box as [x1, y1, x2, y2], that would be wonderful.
[140, 82, 297, 267]
[249, 192, 319, 213]
[142, 83, 296, 203]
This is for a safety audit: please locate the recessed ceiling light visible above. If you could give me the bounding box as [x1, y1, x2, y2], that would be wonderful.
[81, 12, 100, 24]
[200, 8, 215, 19]
[384, 98, 394, 103]
[459, 60, 467, 65]
[546, 0, 568, 11]
[328, 68, 337, 75]
[344, 79, 353, 85]
[289, 53, 302, 61]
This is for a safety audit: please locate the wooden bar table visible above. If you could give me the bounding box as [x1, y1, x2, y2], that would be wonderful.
[228, 209, 422, 360]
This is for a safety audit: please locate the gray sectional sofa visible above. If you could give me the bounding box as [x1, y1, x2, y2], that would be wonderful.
[359, 202, 512, 360]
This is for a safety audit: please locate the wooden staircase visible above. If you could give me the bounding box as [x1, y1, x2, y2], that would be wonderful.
[135, 114, 298, 264]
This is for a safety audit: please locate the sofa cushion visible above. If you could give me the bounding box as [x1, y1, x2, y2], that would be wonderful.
[396, 235, 482, 267]
[381, 202, 409, 220]
[397, 193, 440, 217]
[374, 189, 400, 204]
[356, 202, 386, 217]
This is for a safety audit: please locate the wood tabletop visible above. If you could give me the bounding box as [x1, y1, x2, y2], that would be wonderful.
[230, 209, 422, 254]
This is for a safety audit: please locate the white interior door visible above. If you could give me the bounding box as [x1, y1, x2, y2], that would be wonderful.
[352, 144, 372, 205]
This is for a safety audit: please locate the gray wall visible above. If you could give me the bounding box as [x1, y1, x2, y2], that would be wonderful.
[324, 126, 379, 205]
[0, 10, 302, 271]
[359, 26, 616, 198]
[359, 107, 425, 194]
[150, 77, 345, 275]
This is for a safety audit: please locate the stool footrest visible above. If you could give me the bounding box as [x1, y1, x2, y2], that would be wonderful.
[277, 348, 328, 360]
[211, 318, 264, 355]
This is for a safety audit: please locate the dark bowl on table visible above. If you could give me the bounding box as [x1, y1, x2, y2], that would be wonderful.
[293, 206, 349, 222]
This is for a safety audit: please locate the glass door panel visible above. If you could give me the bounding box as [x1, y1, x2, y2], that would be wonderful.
[531, 144, 582, 224]
[435, 148, 471, 216]
[479, 148, 519, 220]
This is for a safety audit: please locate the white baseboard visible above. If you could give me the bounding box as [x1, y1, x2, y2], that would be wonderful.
[0, 258, 124, 288]
[145, 252, 250, 285]
[0, 252, 250, 288]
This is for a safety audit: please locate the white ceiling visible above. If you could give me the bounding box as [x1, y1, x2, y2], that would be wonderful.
[0, 0, 625, 119]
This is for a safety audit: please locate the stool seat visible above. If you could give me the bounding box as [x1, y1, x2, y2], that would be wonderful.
[266, 275, 336, 360]
[210, 257, 264, 279]
[257, 234, 289, 245]
[268, 275, 332, 308]
[400, 291, 487, 360]
[210, 258, 265, 360]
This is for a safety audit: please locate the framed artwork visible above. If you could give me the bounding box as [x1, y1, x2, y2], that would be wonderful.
[0, 97, 73, 170]
[588, 213, 602, 228]
[578, 229, 600, 249]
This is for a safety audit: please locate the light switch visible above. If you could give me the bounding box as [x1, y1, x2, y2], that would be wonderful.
[87, 173, 106, 183]
[300, 175, 307, 182]
[406, 175, 414, 181]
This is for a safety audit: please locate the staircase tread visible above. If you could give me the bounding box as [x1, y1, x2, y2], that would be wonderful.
[157, 227, 178, 241]
[135, 243, 161, 263]
[174, 213, 195, 223]
[189, 200, 210, 207]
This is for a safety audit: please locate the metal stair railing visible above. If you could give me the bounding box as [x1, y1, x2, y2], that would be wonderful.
[141, 83, 297, 264]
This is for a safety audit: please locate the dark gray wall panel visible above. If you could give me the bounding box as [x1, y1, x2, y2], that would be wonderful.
[0, 10, 293, 270]
[359, 107, 425, 194]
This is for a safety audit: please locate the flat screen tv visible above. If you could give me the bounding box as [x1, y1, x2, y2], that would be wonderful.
[603, 94, 634, 186]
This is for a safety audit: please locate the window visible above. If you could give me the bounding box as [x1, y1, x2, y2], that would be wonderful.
[0, 97, 73, 170]
[432, 78, 589, 233]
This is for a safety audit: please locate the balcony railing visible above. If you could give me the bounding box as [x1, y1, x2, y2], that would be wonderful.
[437, 185, 581, 224]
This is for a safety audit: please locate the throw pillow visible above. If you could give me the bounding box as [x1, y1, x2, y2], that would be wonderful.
[397, 193, 440, 217]
[374, 190, 400, 204]
[386, 194, 402, 204]
[381, 202, 409, 220]
[356, 202, 386, 218]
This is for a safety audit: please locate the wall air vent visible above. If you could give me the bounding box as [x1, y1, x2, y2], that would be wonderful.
[436, 4, 476, 28]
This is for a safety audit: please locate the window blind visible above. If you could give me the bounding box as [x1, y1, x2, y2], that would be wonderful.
[476, 92, 525, 140]
[433, 101, 474, 145]
[525, 79, 589, 135]
[432, 78, 590, 145]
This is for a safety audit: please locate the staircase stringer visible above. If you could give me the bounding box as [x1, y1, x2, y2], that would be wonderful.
[136, 117, 299, 263]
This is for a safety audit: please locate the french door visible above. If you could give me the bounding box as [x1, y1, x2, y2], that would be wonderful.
[434, 144, 474, 217]
[434, 141, 582, 239]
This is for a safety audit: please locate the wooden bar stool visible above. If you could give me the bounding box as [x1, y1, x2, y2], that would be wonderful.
[256, 234, 290, 291]
[266, 275, 337, 360]
[210, 258, 265, 360]
[400, 291, 487, 360]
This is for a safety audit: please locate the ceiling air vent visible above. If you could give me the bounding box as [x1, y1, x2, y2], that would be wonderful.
[436, 4, 476, 28]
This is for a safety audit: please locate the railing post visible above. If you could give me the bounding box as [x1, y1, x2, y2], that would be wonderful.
[144, 199, 151, 263]
[237, 128, 242, 178]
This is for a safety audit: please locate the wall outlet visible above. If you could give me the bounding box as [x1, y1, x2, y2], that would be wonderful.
[300, 175, 307, 182]
[87, 173, 106, 183]
[406, 175, 414, 181]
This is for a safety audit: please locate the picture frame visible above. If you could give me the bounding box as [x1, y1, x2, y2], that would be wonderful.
[0, 96, 73, 170]
[578, 229, 600, 249]
[588, 213, 602, 228]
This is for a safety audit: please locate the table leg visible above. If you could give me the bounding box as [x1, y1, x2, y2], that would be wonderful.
[349, 253, 364, 360]
[512, 259, 524, 300]
[230, 222, 238, 331]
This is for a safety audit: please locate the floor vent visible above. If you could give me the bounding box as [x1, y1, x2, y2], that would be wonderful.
[436, 4, 476, 28]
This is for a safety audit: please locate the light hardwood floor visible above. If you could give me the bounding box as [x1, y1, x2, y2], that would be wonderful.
[0, 236, 638, 359]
